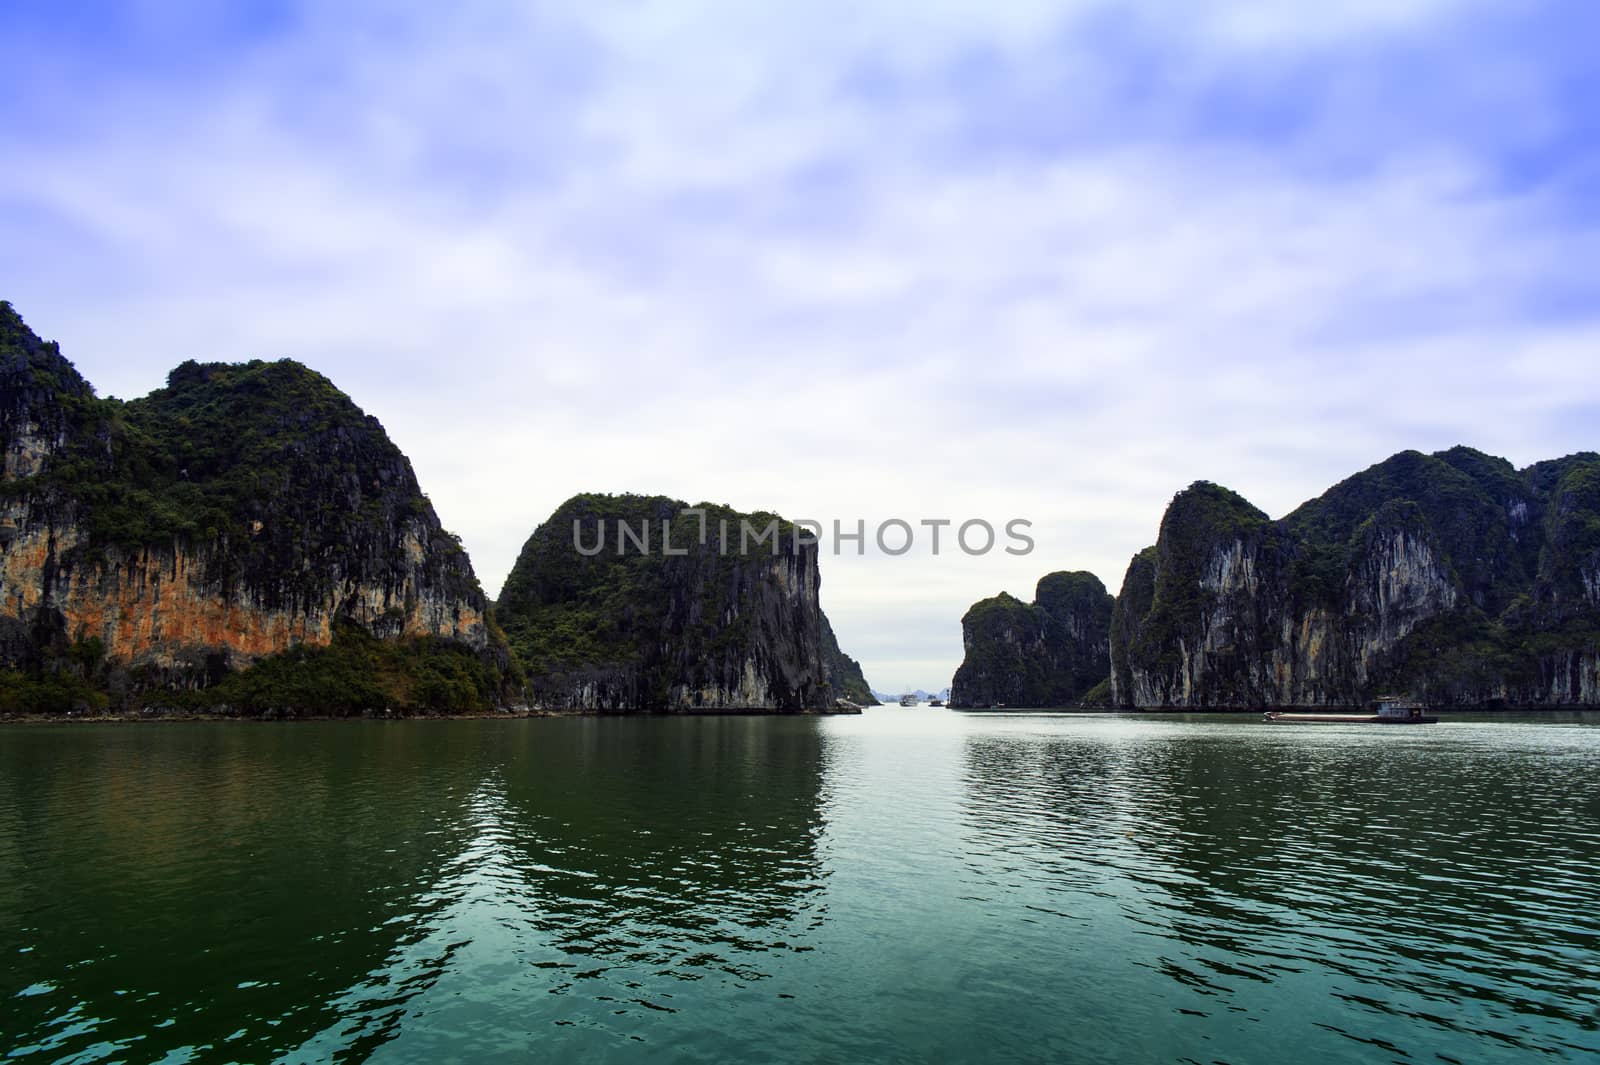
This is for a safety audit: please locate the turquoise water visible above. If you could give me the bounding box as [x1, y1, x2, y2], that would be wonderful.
[3, 709, 1599, 1063]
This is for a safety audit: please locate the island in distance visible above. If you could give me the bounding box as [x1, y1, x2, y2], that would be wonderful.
[0, 303, 872, 717]
[950, 446, 1600, 709]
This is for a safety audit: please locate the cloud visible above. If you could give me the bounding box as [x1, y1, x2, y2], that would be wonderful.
[2, 0, 1598, 687]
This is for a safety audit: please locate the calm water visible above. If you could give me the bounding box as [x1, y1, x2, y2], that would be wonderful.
[3, 710, 1599, 1064]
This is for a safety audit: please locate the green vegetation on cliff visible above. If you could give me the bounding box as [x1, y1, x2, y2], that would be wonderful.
[1112, 447, 1600, 707]
[822, 616, 877, 704]
[0, 667, 110, 715]
[497, 492, 856, 711]
[497, 494, 796, 678]
[1283, 448, 1537, 613]
[0, 623, 514, 718]
[20, 354, 473, 589]
[1, 302, 513, 714]
[172, 622, 511, 716]
[950, 571, 1112, 708]
[1132, 483, 1274, 682]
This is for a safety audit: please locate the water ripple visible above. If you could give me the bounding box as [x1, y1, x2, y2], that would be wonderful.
[3, 713, 1599, 1064]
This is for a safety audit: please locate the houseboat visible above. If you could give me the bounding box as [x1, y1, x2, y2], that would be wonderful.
[1264, 696, 1437, 725]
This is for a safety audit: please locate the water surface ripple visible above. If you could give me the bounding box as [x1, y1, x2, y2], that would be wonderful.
[2, 711, 1598, 1063]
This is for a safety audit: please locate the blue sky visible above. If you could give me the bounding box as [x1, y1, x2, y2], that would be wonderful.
[4, 1, 1599, 691]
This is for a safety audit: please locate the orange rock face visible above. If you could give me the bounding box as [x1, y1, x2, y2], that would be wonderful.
[0, 505, 488, 671]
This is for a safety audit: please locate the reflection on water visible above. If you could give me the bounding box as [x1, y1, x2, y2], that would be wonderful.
[0, 724, 487, 1063]
[1, 718, 830, 1064]
[315, 717, 834, 1063]
[3, 711, 1599, 1064]
[953, 715, 1600, 1063]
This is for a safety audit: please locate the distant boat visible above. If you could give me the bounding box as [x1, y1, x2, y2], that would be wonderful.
[928, 699, 944, 707]
[1264, 696, 1437, 725]
[899, 694, 919, 707]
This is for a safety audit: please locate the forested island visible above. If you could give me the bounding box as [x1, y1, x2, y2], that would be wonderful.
[8, 300, 1596, 717]
[953, 448, 1600, 708]
[0, 303, 871, 717]
[497, 493, 872, 711]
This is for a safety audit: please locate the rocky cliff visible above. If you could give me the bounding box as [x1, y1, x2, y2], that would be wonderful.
[822, 615, 878, 704]
[495, 493, 864, 711]
[949, 571, 1113, 708]
[0, 301, 513, 714]
[1110, 448, 1600, 708]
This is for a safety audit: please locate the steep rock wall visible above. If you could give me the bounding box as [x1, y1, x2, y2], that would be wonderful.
[0, 301, 507, 708]
[1111, 449, 1600, 708]
[949, 571, 1112, 708]
[821, 615, 877, 704]
[0, 505, 486, 676]
[496, 494, 855, 712]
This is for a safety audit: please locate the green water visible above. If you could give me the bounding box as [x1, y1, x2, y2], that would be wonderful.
[3, 710, 1599, 1064]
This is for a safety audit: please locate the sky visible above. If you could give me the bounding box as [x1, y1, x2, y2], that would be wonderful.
[3, 1, 1599, 693]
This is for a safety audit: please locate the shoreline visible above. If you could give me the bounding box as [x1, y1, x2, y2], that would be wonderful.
[948, 704, 1600, 714]
[0, 705, 867, 725]
[7, 703, 1598, 725]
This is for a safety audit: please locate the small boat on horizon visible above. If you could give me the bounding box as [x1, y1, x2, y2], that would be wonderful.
[899, 694, 920, 707]
[1264, 696, 1438, 725]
